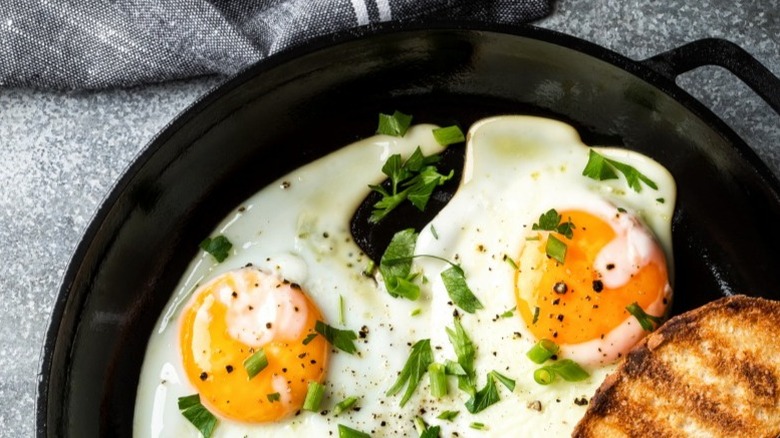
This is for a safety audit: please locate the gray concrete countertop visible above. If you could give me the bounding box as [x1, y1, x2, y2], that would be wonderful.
[1, 1, 778, 436]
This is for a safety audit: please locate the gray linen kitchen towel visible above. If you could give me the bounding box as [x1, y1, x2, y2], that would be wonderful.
[0, 0, 554, 90]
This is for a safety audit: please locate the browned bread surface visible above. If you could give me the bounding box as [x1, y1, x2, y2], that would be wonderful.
[572, 295, 780, 438]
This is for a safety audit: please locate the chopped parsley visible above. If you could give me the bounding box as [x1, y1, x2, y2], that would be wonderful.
[302, 332, 318, 345]
[369, 147, 453, 222]
[582, 149, 658, 192]
[379, 229, 420, 300]
[440, 265, 483, 314]
[177, 394, 218, 438]
[532, 209, 576, 238]
[386, 339, 434, 406]
[376, 110, 413, 137]
[465, 371, 515, 414]
[446, 318, 477, 395]
[199, 235, 232, 262]
[315, 321, 358, 354]
[266, 392, 280, 402]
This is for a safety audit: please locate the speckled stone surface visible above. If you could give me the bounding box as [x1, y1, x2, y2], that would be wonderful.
[1, 2, 778, 436]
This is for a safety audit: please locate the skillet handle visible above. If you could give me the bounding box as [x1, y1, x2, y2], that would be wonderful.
[640, 38, 780, 115]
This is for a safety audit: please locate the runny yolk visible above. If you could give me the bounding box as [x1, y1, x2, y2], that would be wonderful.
[515, 209, 670, 349]
[179, 267, 328, 422]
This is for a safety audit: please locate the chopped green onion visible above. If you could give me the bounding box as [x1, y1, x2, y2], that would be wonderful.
[333, 396, 358, 416]
[430, 224, 439, 239]
[267, 392, 280, 402]
[432, 125, 465, 145]
[338, 295, 345, 325]
[428, 362, 448, 398]
[377, 110, 413, 137]
[500, 306, 516, 318]
[437, 410, 460, 421]
[413, 416, 428, 435]
[534, 359, 590, 385]
[546, 234, 567, 264]
[243, 348, 268, 379]
[526, 236, 540, 241]
[503, 254, 519, 270]
[626, 302, 663, 331]
[199, 235, 232, 262]
[470, 422, 488, 431]
[177, 394, 218, 438]
[533, 367, 555, 385]
[303, 381, 325, 411]
[363, 259, 376, 276]
[338, 424, 371, 438]
[411, 308, 422, 316]
[526, 339, 559, 364]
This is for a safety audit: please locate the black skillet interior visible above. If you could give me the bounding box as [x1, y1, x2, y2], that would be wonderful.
[38, 23, 780, 437]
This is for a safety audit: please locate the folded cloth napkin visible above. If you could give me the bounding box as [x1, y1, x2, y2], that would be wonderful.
[0, 0, 553, 90]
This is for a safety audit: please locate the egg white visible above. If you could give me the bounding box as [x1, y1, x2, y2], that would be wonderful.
[133, 116, 676, 437]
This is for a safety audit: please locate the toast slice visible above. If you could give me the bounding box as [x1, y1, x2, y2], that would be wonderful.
[572, 295, 780, 438]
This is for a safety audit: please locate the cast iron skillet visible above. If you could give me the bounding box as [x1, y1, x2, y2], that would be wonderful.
[37, 22, 780, 437]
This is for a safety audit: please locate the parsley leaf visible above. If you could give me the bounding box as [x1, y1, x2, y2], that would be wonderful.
[315, 321, 358, 354]
[377, 110, 413, 137]
[532, 209, 575, 239]
[369, 147, 451, 223]
[465, 371, 515, 414]
[386, 339, 434, 406]
[178, 394, 218, 438]
[446, 318, 476, 395]
[440, 265, 483, 313]
[582, 150, 658, 192]
[465, 373, 500, 414]
[420, 425, 442, 438]
[379, 229, 420, 300]
[199, 235, 232, 262]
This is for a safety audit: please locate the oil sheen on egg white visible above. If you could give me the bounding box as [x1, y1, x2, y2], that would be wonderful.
[134, 115, 676, 437]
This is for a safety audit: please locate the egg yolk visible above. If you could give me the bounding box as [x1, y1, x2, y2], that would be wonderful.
[515, 209, 670, 356]
[179, 267, 329, 422]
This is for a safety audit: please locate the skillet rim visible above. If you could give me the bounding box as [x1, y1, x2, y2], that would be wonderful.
[35, 20, 780, 436]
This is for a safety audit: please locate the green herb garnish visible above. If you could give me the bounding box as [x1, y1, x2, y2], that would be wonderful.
[377, 110, 413, 137]
[546, 234, 567, 264]
[420, 425, 441, 438]
[428, 362, 448, 398]
[440, 265, 483, 314]
[199, 235, 232, 262]
[446, 318, 476, 395]
[532, 209, 575, 239]
[470, 422, 488, 431]
[437, 410, 460, 421]
[303, 381, 325, 411]
[386, 339, 434, 406]
[302, 332, 318, 345]
[177, 394, 218, 438]
[465, 371, 516, 414]
[333, 396, 358, 416]
[243, 348, 268, 379]
[526, 339, 559, 364]
[338, 424, 371, 438]
[432, 125, 465, 145]
[315, 321, 358, 354]
[267, 392, 280, 402]
[379, 228, 420, 300]
[503, 254, 519, 270]
[338, 294, 345, 325]
[369, 147, 453, 222]
[626, 301, 664, 331]
[532, 306, 540, 324]
[500, 306, 516, 318]
[582, 150, 658, 192]
[534, 359, 589, 385]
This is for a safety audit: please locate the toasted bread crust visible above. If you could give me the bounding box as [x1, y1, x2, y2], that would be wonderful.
[573, 295, 780, 438]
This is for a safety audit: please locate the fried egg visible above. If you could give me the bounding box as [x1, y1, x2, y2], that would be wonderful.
[134, 115, 675, 437]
